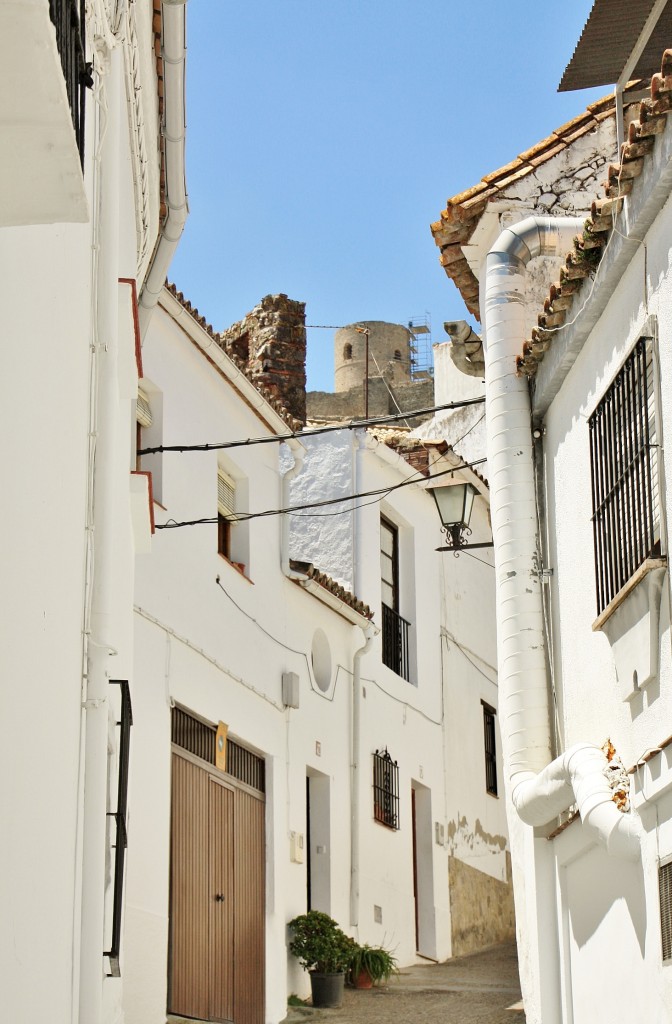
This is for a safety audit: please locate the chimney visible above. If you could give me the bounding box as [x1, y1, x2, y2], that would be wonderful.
[219, 294, 307, 424]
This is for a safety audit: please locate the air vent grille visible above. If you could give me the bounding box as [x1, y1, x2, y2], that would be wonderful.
[171, 706, 264, 793]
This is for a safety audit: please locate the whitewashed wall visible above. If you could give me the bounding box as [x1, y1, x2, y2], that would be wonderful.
[126, 302, 404, 1023]
[538, 184, 672, 1023]
[0, 10, 158, 1022]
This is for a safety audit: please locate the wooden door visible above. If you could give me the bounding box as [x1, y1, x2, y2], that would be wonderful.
[233, 787, 265, 1024]
[170, 753, 210, 1019]
[169, 749, 265, 1023]
[170, 754, 234, 1022]
[209, 778, 234, 1022]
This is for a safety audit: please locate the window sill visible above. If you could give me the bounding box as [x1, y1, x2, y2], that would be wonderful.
[592, 557, 667, 632]
[593, 558, 668, 702]
[218, 553, 254, 583]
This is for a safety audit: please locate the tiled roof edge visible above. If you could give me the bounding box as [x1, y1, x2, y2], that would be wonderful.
[164, 283, 303, 432]
[516, 50, 672, 378]
[289, 560, 374, 620]
[429, 87, 645, 322]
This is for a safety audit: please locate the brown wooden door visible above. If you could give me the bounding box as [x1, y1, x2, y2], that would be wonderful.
[209, 779, 234, 1022]
[233, 787, 265, 1024]
[169, 749, 265, 1024]
[170, 753, 210, 1019]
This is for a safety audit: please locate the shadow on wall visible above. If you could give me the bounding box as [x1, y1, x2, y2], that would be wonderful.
[567, 843, 647, 958]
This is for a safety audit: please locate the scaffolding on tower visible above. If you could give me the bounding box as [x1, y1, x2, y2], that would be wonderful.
[407, 314, 433, 380]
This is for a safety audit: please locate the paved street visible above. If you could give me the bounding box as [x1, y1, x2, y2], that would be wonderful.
[284, 941, 525, 1024]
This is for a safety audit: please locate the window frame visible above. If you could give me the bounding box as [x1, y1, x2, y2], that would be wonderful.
[380, 516, 412, 681]
[482, 701, 498, 797]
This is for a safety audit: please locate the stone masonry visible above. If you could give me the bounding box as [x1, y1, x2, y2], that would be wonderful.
[219, 294, 307, 425]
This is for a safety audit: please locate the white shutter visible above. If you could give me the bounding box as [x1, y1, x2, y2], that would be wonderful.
[218, 471, 236, 519]
[137, 387, 152, 427]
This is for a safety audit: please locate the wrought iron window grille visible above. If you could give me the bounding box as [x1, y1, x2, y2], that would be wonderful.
[381, 603, 411, 681]
[105, 680, 133, 975]
[373, 748, 400, 830]
[589, 335, 662, 616]
[482, 702, 498, 797]
[48, 0, 92, 166]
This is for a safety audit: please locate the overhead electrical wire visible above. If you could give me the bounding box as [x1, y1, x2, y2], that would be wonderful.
[155, 456, 487, 530]
[138, 396, 486, 455]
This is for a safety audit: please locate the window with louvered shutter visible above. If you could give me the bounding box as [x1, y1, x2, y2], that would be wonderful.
[218, 471, 236, 518]
[660, 859, 672, 962]
[217, 471, 237, 561]
[136, 388, 152, 427]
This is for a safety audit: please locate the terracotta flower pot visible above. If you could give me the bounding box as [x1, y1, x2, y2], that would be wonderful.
[353, 968, 373, 990]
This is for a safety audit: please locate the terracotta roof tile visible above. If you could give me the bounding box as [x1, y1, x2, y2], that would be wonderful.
[289, 560, 374, 620]
[430, 89, 640, 320]
[516, 49, 672, 378]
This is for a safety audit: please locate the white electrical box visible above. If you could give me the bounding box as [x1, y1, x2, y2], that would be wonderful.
[282, 671, 300, 708]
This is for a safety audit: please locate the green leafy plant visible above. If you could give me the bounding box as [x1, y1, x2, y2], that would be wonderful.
[349, 943, 398, 985]
[288, 910, 356, 974]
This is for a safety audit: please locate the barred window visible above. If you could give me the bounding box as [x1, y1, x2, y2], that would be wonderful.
[373, 748, 400, 830]
[589, 336, 661, 616]
[482, 702, 498, 797]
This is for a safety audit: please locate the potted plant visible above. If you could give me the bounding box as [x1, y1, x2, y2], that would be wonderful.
[349, 943, 398, 989]
[288, 910, 356, 1008]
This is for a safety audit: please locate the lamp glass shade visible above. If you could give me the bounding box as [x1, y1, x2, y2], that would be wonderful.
[432, 482, 477, 529]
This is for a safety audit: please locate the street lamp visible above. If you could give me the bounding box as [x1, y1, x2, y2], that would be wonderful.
[430, 480, 494, 554]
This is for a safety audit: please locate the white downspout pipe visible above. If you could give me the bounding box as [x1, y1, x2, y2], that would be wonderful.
[484, 215, 640, 859]
[138, 0, 188, 337]
[79, 46, 123, 1024]
[350, 622, 376, 928]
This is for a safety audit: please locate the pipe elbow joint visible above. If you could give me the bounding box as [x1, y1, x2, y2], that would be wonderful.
[583, 802, 642, 861]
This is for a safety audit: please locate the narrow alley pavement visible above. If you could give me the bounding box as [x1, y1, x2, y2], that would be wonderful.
[283, 941, 525, 1024]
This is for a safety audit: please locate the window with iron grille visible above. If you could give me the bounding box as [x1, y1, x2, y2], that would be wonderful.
[589, 336, 662, 616]
[482, 702, 498, 796]
[373, 748, 400, 830]
[660, 859, 672, 962]
[105, 680, 133, 975]
[48, 0, 89, 165]
[380, 517, 411, 681]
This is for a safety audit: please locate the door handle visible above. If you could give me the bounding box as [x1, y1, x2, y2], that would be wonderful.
[214, 893, 225, 902]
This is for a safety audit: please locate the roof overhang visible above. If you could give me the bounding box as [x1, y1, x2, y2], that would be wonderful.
[559, 0, 672, 91]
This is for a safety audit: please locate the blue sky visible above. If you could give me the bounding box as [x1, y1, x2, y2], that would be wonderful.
[169, 1, 606, 391]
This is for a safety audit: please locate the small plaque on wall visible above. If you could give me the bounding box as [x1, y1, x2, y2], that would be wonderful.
[216, 721, 228, 772]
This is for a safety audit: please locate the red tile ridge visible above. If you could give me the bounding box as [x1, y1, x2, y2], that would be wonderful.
[516, 52, 672, 379]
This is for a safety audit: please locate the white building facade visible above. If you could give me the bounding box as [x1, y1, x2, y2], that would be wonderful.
[120, 285, 512, 1023]
[433, 36, 672, 1024]
[0, 3, 184, 1022]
